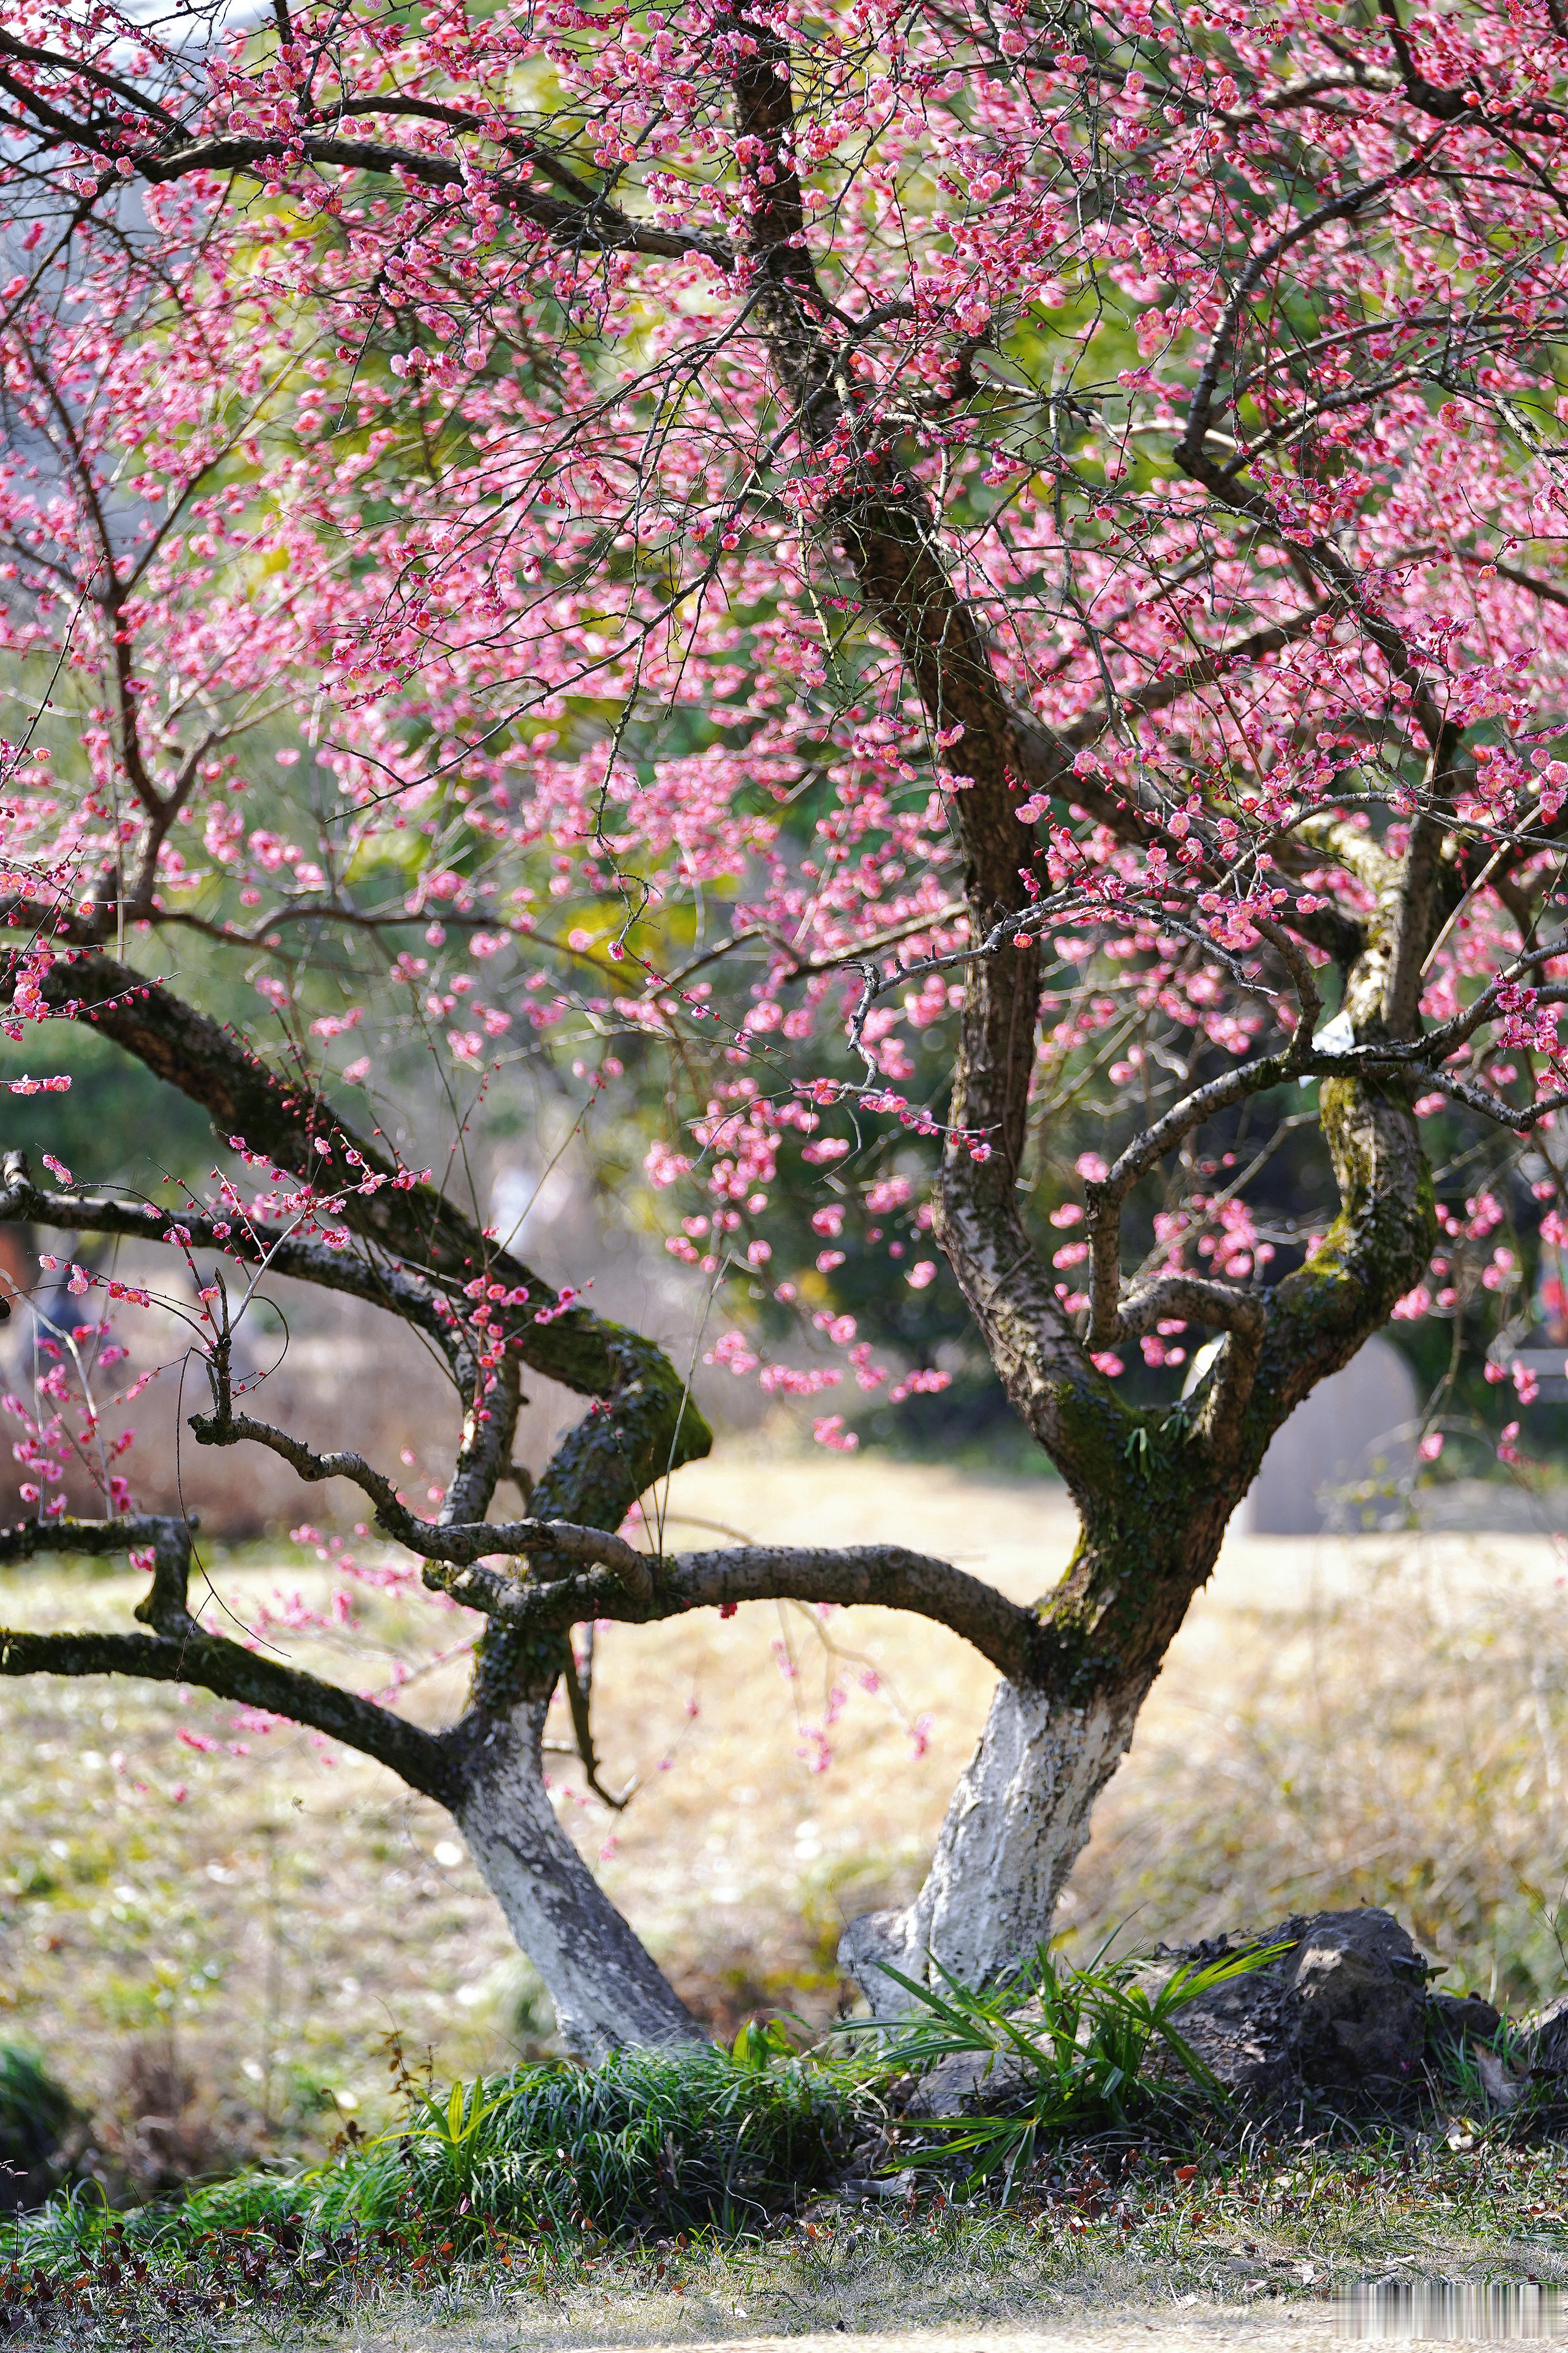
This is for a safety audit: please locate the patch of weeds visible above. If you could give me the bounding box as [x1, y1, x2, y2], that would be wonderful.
[86, 2038, 254, 2204]
[343, 2029, 871, 2241]
[13, 2000, 1568, 2349]
[0, 2032, 877, 2342]
[843, 1939, 1285, 2189]
[27, 2131, 1568, 2351]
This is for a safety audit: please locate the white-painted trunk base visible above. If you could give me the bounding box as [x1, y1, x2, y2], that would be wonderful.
[455, 1704, 703, 2059]
[839, 1678, 1140, 2009]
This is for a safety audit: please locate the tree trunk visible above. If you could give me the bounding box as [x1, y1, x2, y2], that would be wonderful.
[454, 1702, 705, 2058]
[838, 1669, 1148, 2008]
[833, 1502, 1216, 2009]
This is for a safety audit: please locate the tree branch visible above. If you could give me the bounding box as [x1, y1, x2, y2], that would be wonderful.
[17, 952, 706, 1478]
[425, 1541, 1039, 1683]
[0, 37, 728, 267]
[180, 1393, 1037, 1676]
[0, 1150, 462, 1357]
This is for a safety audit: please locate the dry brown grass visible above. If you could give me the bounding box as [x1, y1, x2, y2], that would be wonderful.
[3, 1444, 1568, 2159]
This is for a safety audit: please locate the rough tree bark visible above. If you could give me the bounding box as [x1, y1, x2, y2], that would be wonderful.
[0, 965, 1044, 2050]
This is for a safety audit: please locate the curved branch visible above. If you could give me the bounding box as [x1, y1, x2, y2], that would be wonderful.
[0, 36, 728, 268]
[1104, 1274, 1266, 1348]
[1369, 0, 1568, 135]
[1176, 142, 1447, 475]
[20, 951, 705, 1461]
[426, 1542, 1039, 1684]
[181, 1400, 1037, 1676]
[1061, 603, 1339, 744]
[0, 26, 180, 126]
[187, 1403, 652, 1583]
[0, 1513, 178, 1567]
[143, 134, 723, 263]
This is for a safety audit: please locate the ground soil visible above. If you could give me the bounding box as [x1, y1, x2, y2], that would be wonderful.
[308, 2321, 1346, 2351]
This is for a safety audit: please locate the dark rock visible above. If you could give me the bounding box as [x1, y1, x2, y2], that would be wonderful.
[1289, 1909, 1431, 2087]
[897, 1910, 1475, 2121]
[1153, 1907, 1431, 2102]
[1516, 1993, 1568, 2078]
[1155, 1935, 1298, 2105]
[1427, 1991, 1503, 2053]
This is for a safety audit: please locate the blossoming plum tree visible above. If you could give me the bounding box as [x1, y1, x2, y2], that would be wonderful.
[1, 0, 1566, 2050]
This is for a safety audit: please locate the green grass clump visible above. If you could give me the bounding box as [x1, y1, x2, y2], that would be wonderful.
[316, 2034, 866, 2239]
[9, 1941, 1568, 2346]
[15, 2115, 1568, 2349]
[5, 2036, 870, 2286]
[842, 1940, 1285, 2187]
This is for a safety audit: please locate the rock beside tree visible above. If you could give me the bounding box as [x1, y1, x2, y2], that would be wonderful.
[905, 1910, 1541, 2121]
[1153, 1910, 1437, 2103]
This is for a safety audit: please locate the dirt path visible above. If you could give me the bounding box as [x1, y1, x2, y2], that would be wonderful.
[570, 2329, 1345, 2352]
[304, 2311, 1362, 2353]
[309, 2313, 1349, 2353]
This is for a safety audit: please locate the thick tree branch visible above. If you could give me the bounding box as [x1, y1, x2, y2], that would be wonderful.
[426, 1542, 1039, 1684]
[1096, 1272, 1268, 1351]
[0, 1150, 461, 1356]
[720, 18, 1129, 1499]
[181, 1394, 1038, 1676]
[1062, 604, 1339, 743]
[188, 1401, 654, 1584]
[1369, 1, 1568, 135]
[0, 37, 728, 266]
[0, 1513, 179, 1568]
[441, 1350, 522, 1533]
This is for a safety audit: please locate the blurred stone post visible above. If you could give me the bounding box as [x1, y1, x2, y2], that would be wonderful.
[1245, 1334, 1419, 1535]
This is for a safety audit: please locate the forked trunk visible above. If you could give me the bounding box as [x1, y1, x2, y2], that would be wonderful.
[454, 1704, 704, 2058]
